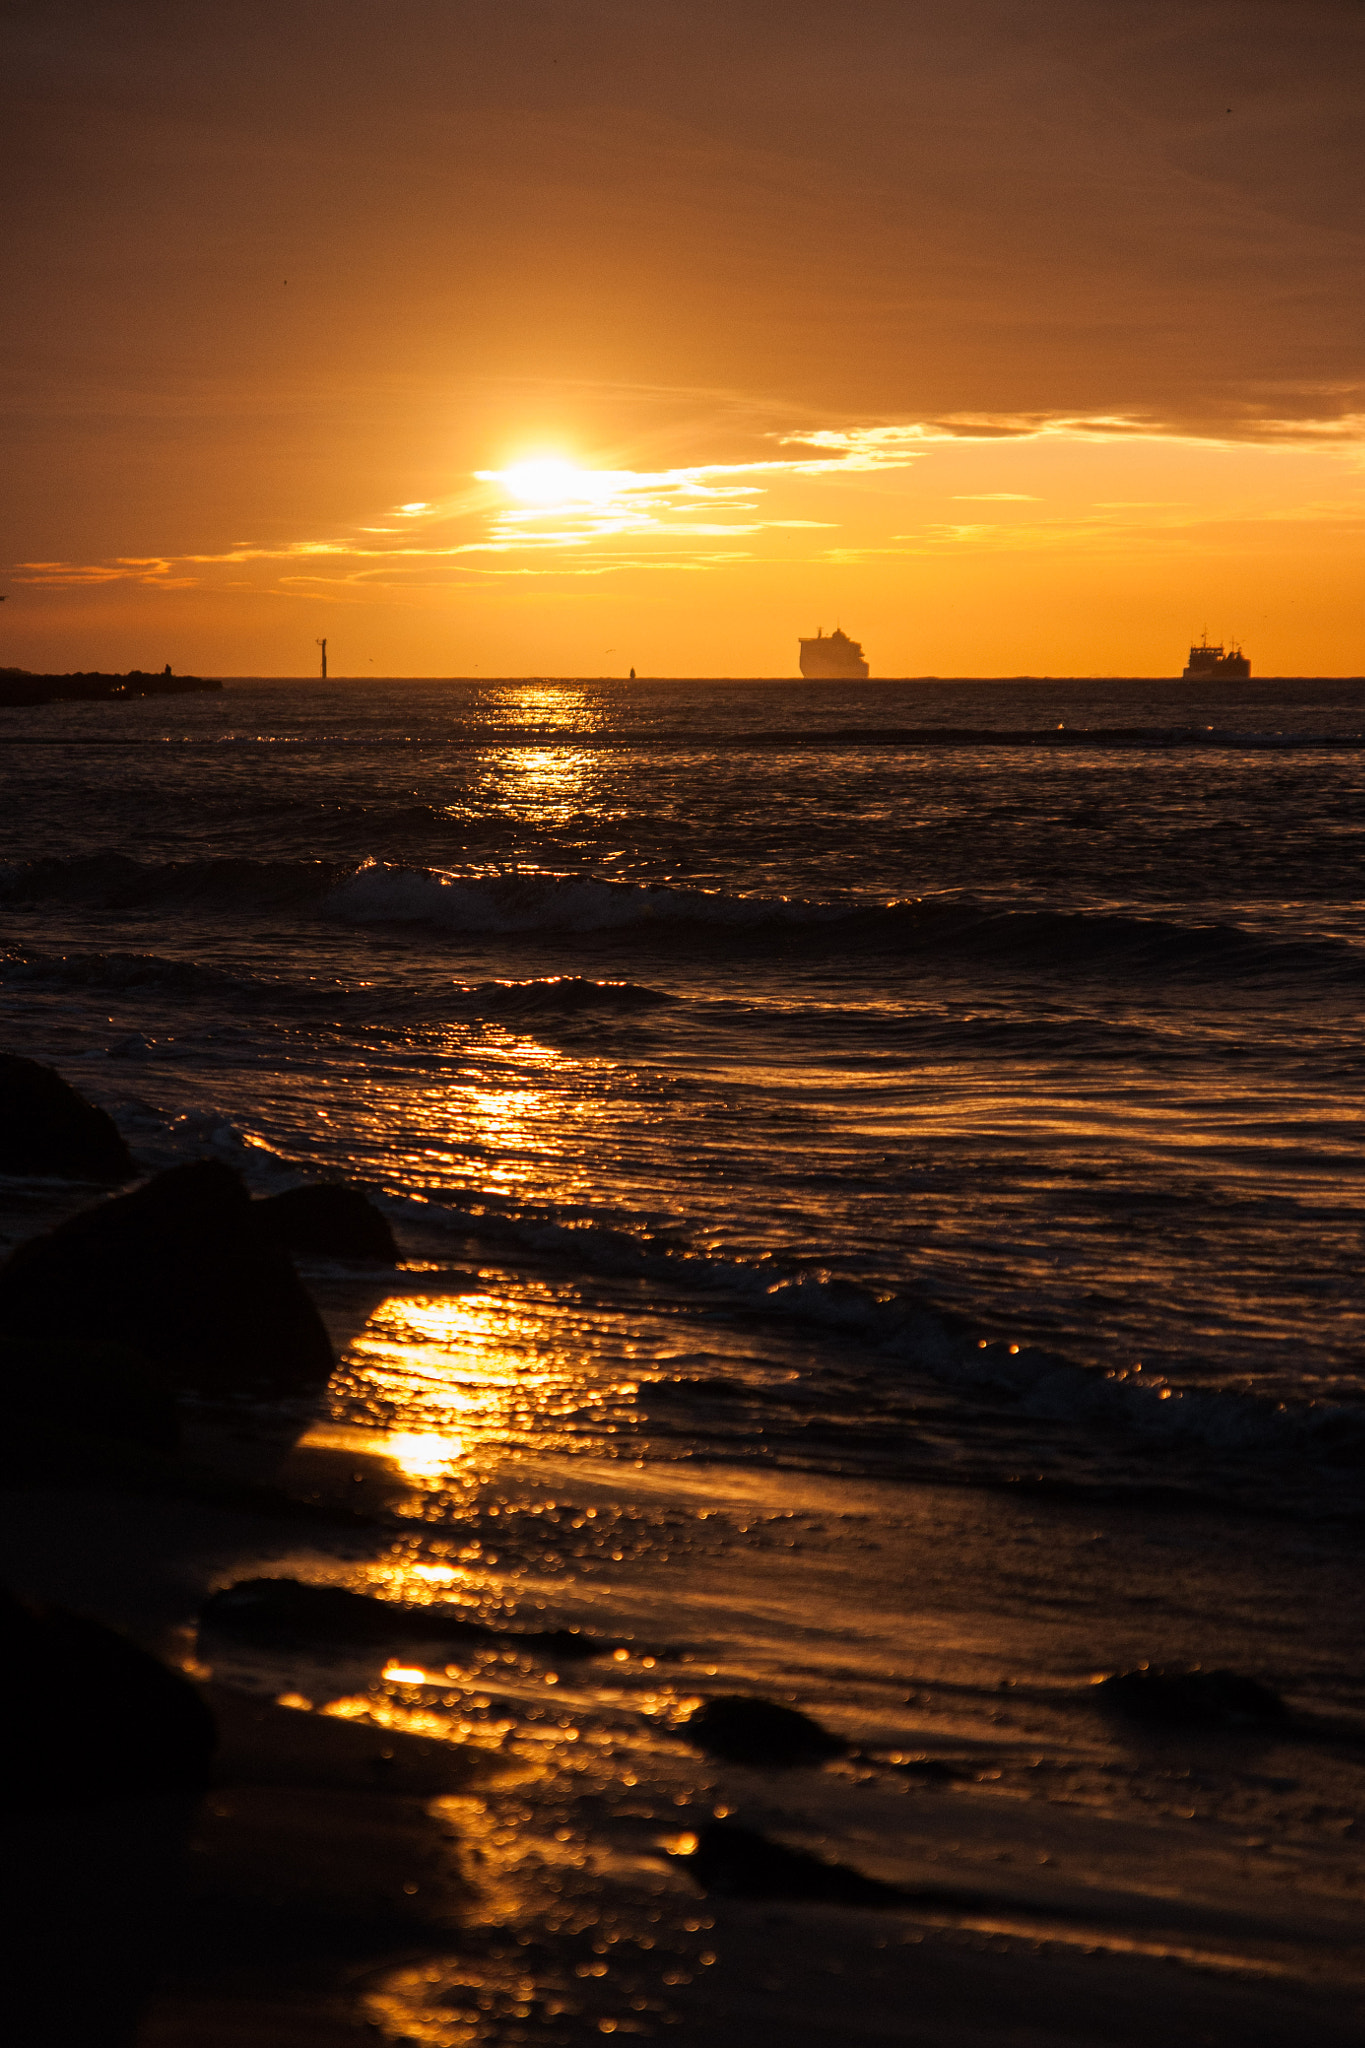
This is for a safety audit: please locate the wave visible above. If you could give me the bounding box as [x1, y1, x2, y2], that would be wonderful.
[0, 947, 275, 1000]
[322, 864, 786, 934]
[940, 1335, 1365, 1473]
[324, 864, 1363, 985]
[453, 977, 676, 1016]
[4, 853, 1359, 988]
[382, 1187, 1365, 1488]
[71, 1083, 1365, 1502]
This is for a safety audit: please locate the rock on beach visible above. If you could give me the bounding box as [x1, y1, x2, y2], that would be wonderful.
[1095, 1665, 1289, 1731]
[1, 1587, 218, 2046]
[200, 1575, 609, 1663]
[0, 1336, 179, 1461]
[0, 1159, 334, 1396]
[0, 1053, 134, 1182]
[683, 1694, 848, 1766]
[254, 1181, 399, 1261]
[683, 1819, 908, 1904]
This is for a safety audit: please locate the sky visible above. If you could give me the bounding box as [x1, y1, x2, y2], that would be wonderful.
[3, 0, 1363, 678]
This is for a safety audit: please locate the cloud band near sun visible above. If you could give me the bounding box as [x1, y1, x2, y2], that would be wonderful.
[15, 404, 1365, 594]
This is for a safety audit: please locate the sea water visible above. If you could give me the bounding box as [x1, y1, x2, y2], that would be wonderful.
[3, 676, 1364, 2039]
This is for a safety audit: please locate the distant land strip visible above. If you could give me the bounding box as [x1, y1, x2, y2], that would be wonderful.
[0, 670, 222, 707]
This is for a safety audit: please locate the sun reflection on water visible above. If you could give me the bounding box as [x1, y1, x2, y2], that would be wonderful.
[384, 1429, 466, 1477]
[380, 1048, 613, 1201]
[319, 1286, 641, 1492]
[480, 682, 605, 729]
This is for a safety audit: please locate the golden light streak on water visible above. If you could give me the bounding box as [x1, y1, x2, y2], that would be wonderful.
[498, 745, 596, 830]
[388, 1047, 611, 1199]
[480, 681, 604, 729]
[383, 1429, 467, 1478]
[320, 1286, 641, 1483]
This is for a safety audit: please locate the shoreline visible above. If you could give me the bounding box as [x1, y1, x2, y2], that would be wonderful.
[2, 1166, 1362, 2045]
[6, 1406, 1365, 2044]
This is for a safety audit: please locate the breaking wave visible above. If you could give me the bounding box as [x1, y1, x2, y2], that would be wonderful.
[4, 852, 1358, 987]
[381, 1185, 1365, 1494]
[322, 863, 1364, 985]
[453, 977, 676, 1015]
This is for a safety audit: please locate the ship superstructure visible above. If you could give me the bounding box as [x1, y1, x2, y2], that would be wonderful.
[799, 627, 869, 679]
[1182, 634, 1250, 680]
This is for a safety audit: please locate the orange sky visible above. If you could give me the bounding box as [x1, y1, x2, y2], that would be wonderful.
[4, 1, 1363, 676]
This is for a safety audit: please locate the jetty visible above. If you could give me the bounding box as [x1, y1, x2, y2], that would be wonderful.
[0, 667, 223, 708]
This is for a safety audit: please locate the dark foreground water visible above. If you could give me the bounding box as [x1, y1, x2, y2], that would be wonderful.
[4, 676, 1365, 2040]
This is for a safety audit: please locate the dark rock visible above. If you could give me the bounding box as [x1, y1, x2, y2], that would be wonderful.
[200, 1576, 484, 1650]
[255, 1181, 398, 1261]
[0, 1053, 134, 1182]
[683, 1819, 908, 1905]
[199, 1575, 611, 1663]
[0, 1586, 216, 1816]
[0, 1336, 178, 1457]
[1, 1587, 217, 2046]
[1095, 1665, 1289, 1730]
[0, 1159, 334, 1395]
[683, 1694, 847, 1767]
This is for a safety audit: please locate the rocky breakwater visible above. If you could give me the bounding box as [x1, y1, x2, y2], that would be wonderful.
[0, 666, 223, 707]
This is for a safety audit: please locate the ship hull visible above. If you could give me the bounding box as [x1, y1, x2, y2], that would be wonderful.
[799, 651, 870, 680]
[1183, 658, 1250, 680]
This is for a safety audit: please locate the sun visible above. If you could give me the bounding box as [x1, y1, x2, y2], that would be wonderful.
[498, 457, 610, 505]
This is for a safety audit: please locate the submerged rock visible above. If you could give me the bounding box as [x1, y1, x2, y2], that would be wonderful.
[683, 1694, 847, 1767]
[0, 1159, 334, 1395]
[255, 1181, 399, 1261]
[1095, 1665, 1289, 1730]
[0, 1053, 134, 1182]
[683, 1819, 907, 1904]
[199, 1575, 609, 1662]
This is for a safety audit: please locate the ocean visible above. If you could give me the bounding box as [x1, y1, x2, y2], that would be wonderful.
[4, 675, 1364, 2042]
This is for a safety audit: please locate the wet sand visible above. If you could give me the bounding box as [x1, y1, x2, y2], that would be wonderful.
[4, 1378, 1364, 2046]
[0, 1169, 1361, 2045]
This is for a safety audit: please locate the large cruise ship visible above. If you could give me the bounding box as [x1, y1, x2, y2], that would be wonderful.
[1182, 635, 1250, 680]
[799, 627, 869, 679]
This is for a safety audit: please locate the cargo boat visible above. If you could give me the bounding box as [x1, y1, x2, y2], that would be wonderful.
[1182, 635, 1250, 680]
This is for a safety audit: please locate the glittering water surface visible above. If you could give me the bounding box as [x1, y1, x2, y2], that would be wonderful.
[6, 678, 1365, 2038]
[6, 677, 1365, 1474]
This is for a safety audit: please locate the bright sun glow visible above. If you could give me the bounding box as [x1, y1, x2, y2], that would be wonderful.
[499, 458, 611, 505]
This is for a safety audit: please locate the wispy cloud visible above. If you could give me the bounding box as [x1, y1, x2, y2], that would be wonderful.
[16, 404, 1365, 595]
[785, 415, 1158, 455]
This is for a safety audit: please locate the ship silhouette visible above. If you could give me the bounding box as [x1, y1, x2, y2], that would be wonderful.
[799, 627, 869, 679]
[1183, 633, 1249, 680]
